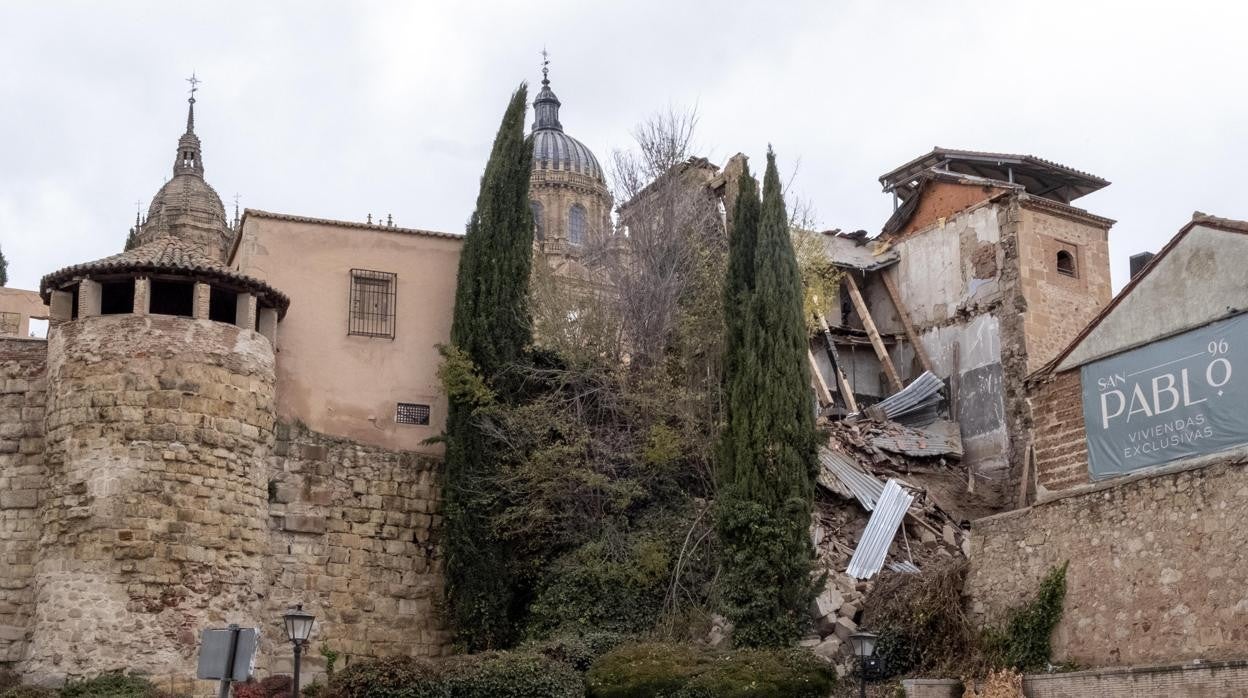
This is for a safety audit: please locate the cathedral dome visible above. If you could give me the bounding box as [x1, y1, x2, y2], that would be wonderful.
[531, 77, 603, 182]
[132, 89, 234, 261]
[148, 172, 228, 223]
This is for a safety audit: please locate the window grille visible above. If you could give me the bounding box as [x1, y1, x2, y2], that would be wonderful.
[0, 312, 18, 336]
[395, 402, 430, 425]
[569, 204, 587, 245]
[349, 269, 397, 338]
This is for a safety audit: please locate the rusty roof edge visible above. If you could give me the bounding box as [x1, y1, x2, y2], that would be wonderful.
[241, 209, 461, 240]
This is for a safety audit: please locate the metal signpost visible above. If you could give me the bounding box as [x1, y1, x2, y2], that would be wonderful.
[196, 625, 259, 698]
[1081, 312, 1248, 479]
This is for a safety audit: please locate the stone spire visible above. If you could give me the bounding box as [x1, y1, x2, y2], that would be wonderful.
[532, 49, 562, 132]
[132, 75, 231, 260]
[174, 73, 204, 177]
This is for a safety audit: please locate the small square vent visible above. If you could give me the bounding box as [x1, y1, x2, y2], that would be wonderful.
[395, 402, 430, 426]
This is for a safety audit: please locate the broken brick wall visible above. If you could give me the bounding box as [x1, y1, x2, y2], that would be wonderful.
[967, 455, 1248, 667]
[1029, 369, 1092, 493]
[0, 338, 47, 666]
[262, 421, 449, 682]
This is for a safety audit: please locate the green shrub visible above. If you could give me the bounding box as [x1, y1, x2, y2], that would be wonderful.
[61, 673, 158, 698]
[441, 652, 581, 698]
[327, 656, 446, 698]
[585, 643, 703, 698]
[586, 643, 834, 698]
[528, 632, 631, 672]
[989, 562, 1069, 672]
[674, 649, 834, 698]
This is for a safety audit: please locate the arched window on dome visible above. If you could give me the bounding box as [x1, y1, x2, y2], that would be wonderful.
[569, 204, 587, 246]
[530, 200, 545, 241]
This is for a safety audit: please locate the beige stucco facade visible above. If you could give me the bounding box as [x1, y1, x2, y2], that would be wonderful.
[231, 211, 462, 454]
[0, 288, 48, 338]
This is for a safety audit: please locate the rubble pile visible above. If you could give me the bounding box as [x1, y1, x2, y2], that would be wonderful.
[802, 414, 974, 675]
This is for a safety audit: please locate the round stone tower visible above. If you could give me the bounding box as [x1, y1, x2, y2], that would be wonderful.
[28, 91, 289, 682]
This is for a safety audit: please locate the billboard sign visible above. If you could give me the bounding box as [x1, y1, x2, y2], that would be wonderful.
[1081, 313, 1248, 479]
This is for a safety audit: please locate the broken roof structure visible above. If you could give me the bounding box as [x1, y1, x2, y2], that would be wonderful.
[879, 147, 1110, 205]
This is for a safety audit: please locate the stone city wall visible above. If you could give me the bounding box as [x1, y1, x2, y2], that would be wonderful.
[260, 421, 449, 681]
[966, 455, 1248, 668]
[26, 314, 275, 682]
[0, 338, 47, 666]
[904, 660, 1248, 697]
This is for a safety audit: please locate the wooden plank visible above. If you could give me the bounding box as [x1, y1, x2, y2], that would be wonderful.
[808, 349, 835, 408]
[950, 341, 961, 422]
[880, 269, 935, 375]
[815, 312, 859, 413]
[843, 274, 905, 393]
[1017, 443, 1036, 508]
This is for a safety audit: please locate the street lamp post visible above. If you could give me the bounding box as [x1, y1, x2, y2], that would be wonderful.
[848, 631, 878, 698]
[282, 604, 316, 697]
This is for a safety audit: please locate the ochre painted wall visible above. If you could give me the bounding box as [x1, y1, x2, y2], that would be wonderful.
[233, 214, 461, 455]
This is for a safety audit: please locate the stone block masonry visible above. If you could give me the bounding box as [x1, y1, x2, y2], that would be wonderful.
[262, 421, 450, 679]
[0, 338, 47, 665]
[28, 314, 275, 682]
[966, 455, 1248, 668]
[904, 660, 1248, 697]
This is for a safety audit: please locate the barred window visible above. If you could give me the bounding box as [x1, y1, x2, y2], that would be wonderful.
[569, 204, 587, 245]
[396, 402, 430, 426]
[349, 269, 396, 338]
[0, 312, 18, 336]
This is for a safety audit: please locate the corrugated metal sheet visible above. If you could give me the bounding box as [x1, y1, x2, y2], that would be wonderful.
[848, 371, 945, 427]
[817, 447, 886, 511]
[846, 479, 914, 580]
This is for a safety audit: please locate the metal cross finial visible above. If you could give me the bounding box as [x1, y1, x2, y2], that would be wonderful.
[187, 72, 201, 97]
[540, 47, 550, 84]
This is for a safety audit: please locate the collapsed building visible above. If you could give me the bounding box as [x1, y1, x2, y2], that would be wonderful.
[811, 148, 1115, 507]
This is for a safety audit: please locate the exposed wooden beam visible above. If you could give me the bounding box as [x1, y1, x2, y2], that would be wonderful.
[842, 273, 904, 393]
[880, 269, 935, 375]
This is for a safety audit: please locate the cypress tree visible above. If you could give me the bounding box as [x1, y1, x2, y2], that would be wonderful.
[721, 164, 759, 391]
[443, 84, 534, 650]
[0, 245, 7, 287]
[717, 148, 817, 647]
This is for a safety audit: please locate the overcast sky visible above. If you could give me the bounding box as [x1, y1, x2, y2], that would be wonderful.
[3, 1, 1247, 303]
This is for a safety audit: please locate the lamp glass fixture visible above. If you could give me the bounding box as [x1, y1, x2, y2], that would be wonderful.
[283, 604, 316, 643]
[849, 631, 878, 658]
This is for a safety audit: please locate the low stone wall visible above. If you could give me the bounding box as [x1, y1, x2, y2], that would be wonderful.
[966, 455, 1248, 668]
[261, 421, 449, 680]
[0, 338, 47, 666]
[903, 659, 1248, 697]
